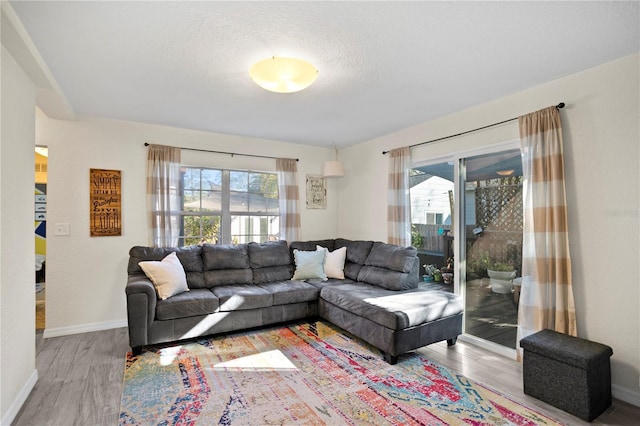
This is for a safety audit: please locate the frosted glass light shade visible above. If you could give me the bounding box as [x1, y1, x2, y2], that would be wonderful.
[249, 57, 318, 93]
[323, 160, 345, 177]
[496, 169, 514, 176]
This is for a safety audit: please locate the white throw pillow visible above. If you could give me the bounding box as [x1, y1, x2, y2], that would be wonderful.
[317, 245, 347, 279]
[292, 249, 327, 281]
[138, 252, 189, 300]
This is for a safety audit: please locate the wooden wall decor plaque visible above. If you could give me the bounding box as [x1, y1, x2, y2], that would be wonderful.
[90, 168, 122, 236]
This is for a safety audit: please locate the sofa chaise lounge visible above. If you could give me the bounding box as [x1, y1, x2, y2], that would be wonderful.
[126, 238, 463, 364]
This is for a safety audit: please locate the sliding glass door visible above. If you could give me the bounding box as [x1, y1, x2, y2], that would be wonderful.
[459, 147, 523, 349]
[411, 144, 523, 352]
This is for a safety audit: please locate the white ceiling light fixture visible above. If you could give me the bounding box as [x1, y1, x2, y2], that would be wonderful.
[323, 143, 344, 177]
[496, 169, 515, 176]
[249, 56, 318, 93]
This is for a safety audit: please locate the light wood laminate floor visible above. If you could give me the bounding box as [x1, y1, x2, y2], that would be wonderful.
[13, 326, 640, 425]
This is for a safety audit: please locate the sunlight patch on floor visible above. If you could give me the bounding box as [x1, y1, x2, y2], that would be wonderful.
[213, 349, 298, 371]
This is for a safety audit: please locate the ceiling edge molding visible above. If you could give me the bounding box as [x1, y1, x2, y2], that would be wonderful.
[1, 2, 74, 120]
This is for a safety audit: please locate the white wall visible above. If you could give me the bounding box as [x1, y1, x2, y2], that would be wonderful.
[0, 46, 37, 424]
[338, 54, 640, 404]
[35, 112, 339, 336]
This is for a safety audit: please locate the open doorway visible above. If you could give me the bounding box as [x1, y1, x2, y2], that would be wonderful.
[35, 146, 47, 331]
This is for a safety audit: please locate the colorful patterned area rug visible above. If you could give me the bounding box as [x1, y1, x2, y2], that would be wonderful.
[119, 321, 561, 425]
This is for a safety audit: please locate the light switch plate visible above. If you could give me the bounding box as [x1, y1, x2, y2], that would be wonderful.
[54, 223, 70, 236]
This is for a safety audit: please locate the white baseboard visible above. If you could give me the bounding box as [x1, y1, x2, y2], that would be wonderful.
[1, 369, 38, 426]
[43, 319, 128, 338]
[612, 384, 640, 407]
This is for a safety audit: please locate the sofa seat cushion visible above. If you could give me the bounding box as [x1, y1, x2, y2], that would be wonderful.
[155, 289, 219, 321]
[258, 281, 319, 305]
[320, 283, 463, 331]
[213, 284, 273, 311]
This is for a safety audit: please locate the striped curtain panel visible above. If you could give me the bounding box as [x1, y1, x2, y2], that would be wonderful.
[516, 106, 577, 356]
[387, 147, 411, 246]
[147, 144, 182, 247]
[276, 158, 301, 242]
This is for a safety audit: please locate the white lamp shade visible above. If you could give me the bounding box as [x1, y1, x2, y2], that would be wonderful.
[323, 160, 345, 177]
[249, 57, 318, 93]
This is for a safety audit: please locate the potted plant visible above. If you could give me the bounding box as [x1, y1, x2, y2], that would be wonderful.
[422, 264, 438, 282]
[487, 261, 516, 294]
[467, 250, 490, 279]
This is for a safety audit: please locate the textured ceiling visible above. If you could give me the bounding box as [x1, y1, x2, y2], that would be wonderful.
[9, 1, 640, 148]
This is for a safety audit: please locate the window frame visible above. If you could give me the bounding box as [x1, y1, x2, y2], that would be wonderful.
[179, 166, 279, 246]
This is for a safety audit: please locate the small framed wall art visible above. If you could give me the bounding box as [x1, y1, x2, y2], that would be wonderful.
[90, 168, 122, 236]
[34, 193, 47, 222]
[306, 175, 326, 209]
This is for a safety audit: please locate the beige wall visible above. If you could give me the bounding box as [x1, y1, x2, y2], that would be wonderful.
[35, 112, 339, 336]
[338, 53, 640, 404]
[0, 46, 37, 424]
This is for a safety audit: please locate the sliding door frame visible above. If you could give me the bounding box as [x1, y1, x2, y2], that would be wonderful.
[453, 139, 521, 359]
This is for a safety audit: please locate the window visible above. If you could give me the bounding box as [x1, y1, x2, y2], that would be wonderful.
[425, 212, 444, 225]
[180, 167, 279, 246]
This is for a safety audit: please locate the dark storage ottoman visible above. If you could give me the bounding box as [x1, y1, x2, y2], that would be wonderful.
[520, 329, 613, 422]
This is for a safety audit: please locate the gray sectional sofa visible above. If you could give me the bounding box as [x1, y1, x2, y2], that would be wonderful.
[125, 238, 463, 364]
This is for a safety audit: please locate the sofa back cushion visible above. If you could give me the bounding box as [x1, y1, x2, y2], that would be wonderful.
[128, 245, 205, 288]
[248, 240, 293, 284]
[201, 244, 253, 287]
[357, 242, 419, 290]
[334, 238, 374, 280]
[289, 239, 336, 259]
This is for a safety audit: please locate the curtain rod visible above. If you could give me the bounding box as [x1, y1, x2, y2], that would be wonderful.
[144, 143, 299, 162]
[382, 102, 565, 155]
